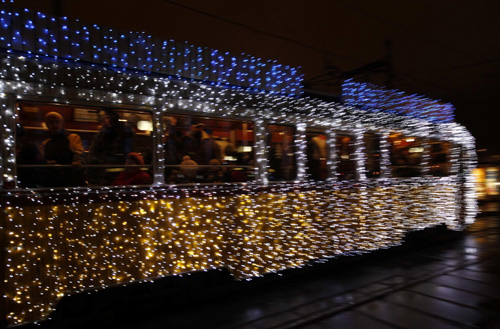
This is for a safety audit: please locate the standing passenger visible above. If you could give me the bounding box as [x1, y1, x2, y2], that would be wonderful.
[180, 121, 221, 165]
[163, 116, 182, 180]
[88, 108, 134, 185]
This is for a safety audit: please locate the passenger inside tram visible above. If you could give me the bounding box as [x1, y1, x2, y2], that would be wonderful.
[111, 152, 152, 186]
[163, 116, 182, 180]
[39, 112, 86, 187]
[178, 155, 199, 183]
[87, 108, 135, 185]
[180, 120, 221, 165]
[204, 158, 227, 183]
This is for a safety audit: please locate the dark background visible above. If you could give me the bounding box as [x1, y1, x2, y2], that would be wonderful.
[13, 0, 500, 152]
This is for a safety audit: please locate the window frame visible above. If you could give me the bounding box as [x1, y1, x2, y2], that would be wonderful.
[427, 139, 452, 177]
[305, 127, 330, 181]
[267, 123, 298, 182]
[387, 132, 424, 178]
[334, 130, 357, 181]
[363, 131, 382, 179]
[14, 100, 156, 189]
[160, 112, 257, 185]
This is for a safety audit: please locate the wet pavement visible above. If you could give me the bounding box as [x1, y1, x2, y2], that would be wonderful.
[22, 203, 500, 329]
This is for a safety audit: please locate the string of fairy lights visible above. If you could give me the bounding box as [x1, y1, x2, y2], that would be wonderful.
[0, 50, 478, 326]
[0, 1, 303, 96]
[0, 2, 478, 326]
[342, 79, 455, 124]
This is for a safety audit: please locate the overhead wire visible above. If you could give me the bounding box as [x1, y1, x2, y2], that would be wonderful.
[333, 0, 500, 75]
[162, 0, 357, 62]
[163, 0, 498, 93]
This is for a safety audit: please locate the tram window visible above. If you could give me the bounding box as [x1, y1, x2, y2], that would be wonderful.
[16, 102, 153, 188]
[429, 141, 451, 176]
[388, 133, 423, 177]
[306, 130, 328, 180]
[364, 133, 381, 178]
[268, 124, 297, 181]
[336, 134, 356, 180]
[162, 115, 255, 184]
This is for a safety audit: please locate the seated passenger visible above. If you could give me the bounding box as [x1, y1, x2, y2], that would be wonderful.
[112, 152, 152, 186]
[179, 155, 199, 183]
[39, 112, 86, 187]
[204, 158, 227, 183]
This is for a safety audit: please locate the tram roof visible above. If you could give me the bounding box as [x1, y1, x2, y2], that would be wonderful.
[0, 2, 303, 97]
[0, 3, 455, 124]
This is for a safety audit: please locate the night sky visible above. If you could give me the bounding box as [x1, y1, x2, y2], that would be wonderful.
[15, 0, 500, 152]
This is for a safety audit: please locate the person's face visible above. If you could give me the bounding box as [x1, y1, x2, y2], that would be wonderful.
[103, 114, 113, 128]
[45, 117, 63, 134]
[125, 156, 136, 165]
[125, 156, 139, 171]
[192, 125, 203, 138]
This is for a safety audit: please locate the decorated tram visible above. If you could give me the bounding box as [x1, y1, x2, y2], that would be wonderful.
[0, 2, 477, 326]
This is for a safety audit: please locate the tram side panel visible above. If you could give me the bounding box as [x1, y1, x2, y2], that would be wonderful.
[2, 176, 464, 325]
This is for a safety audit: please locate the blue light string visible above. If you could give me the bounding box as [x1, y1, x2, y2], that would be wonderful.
[342, 79, 454, 123]
[0, 4, 303, 97]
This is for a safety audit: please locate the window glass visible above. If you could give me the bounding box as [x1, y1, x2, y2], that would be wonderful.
[306, 130, 328, 180]
[364, 133, 381, 178]
[388, 133, 423, 177]
[429, 140, 451, 176]
[268, 125, 297, 181]
[163, 115, 255, 184]
[16, 102, 153, 188]
[336, 134, 356, 180]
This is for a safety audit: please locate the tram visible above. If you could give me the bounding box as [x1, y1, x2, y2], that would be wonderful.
[0, 3, 477, 326]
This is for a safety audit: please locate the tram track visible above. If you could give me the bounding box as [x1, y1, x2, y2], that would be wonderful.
[228, 215, 500, 329]
[229, 257, 487, 329]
